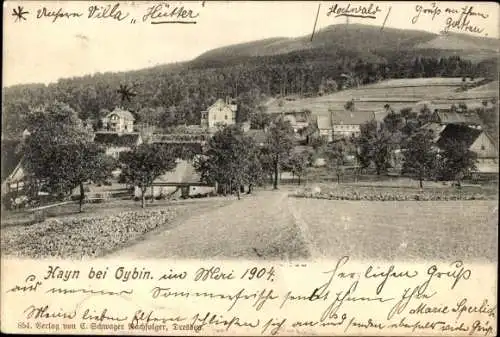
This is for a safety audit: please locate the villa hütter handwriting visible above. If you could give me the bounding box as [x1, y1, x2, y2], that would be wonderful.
[19, 2, 204, 24]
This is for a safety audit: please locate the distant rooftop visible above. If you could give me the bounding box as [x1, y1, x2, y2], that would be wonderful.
[330, 110, 376, 125]
[105, 107, 135, 121]
[436, 112, 483, 125]
[94, 132, 141, 147]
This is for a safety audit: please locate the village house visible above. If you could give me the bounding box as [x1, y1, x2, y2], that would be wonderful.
[315, 114, 333, 142]
[280, 110, 312, 133]
[93, 132, 143, 159]
[264, 97, 316, 132]
[200, 97, 237, 129]
[330, 109, 380, 139]
[1, 158, 26, 199]
[432, 111, 483, 128]
[420, 122, 447, 141]
[436, 124, 498, 174]
[101, 107, 135, 133]
[135, 159, 215, 200]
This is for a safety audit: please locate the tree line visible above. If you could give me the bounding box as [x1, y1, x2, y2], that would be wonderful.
[8, 98, 489, 210]
[347, 102, 484, 188]
[12, 102, 304, 210]
[3, 50, 496, 138]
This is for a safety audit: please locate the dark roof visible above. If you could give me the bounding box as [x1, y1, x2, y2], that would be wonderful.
[94, 132, 141, 147]
[436, 112, 482, 125]
[420, 122, 446, 141]
[106, 108, 135, 121]
[436, 124, 482, 149]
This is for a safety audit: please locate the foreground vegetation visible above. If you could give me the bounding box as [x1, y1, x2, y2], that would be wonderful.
[293, 184, 496, 201]
[1, 208, 187, 259]
[1, 198, 233, 259]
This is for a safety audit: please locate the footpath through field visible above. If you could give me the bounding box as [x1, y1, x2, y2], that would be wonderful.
[108, 189, 312, 260]
[108, 189, 498, 262]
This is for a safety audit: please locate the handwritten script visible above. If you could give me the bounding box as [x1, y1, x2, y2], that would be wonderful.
[1, 257, 496, 335]
[411, 3, 490, 36]
[14, 2, 205, 25]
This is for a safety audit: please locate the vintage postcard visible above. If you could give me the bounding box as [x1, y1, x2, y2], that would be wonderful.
[1, 1, 498, 335]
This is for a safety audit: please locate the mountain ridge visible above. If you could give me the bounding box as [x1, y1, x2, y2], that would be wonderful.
[194, 23, 498, 62]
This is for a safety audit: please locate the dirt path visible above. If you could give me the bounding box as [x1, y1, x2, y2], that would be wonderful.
[107, 189, 311, 260]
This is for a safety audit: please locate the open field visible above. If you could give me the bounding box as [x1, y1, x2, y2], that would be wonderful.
[265, 77, 497, 116]
[1, 185, 497, 261]
[447, 81, 500, 100]
[366, 77, 485, 88]
[289, 197, 498, 262]
[284, 169, 498, 193]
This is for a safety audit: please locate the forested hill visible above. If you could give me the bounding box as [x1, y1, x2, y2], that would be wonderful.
[194, 24, 498, 62]
[3, 24, 498, 138]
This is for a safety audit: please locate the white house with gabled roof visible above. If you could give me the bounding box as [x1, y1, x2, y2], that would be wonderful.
[201, 98, 237, 129]
[101, 107, 135, 133]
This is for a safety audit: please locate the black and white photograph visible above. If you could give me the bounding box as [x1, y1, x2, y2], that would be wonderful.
[1, 1, 498, 335]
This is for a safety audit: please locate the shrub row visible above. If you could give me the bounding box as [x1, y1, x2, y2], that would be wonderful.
[1, 209, 180, 259]
[294, 190, 490, 201]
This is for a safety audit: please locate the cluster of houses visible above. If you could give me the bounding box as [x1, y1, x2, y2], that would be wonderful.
[87, 96, 500, 175]
[259, 97, 498, 173]
[2, 93, 498, 205]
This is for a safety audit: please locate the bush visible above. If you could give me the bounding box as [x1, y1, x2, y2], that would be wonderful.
[1, 209, 181, 258]
[293, 189, 489, 201]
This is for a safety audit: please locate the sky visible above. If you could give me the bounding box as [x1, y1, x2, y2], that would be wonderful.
[3, 1, 499, 86]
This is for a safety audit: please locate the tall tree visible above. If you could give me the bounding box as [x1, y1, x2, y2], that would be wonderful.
[438, 139, 478, 187]
[417, 104, 434, 126]
[401, 129, 439, 188]
[288, 151, 309, 185]
[265, 118, 295, 189]
[250, 111, 272, 130]
[383, 111, 405, 134]
[356, 121, 393, 175]
[245, 145, 266, 194]
[325, 140, 347, 183]
[53, 143, 114, 212]
[344, 99, 355, 112]
[22, 102, 112, 211]
[120, 144, 177, 208]
[194, 125, 257, 199]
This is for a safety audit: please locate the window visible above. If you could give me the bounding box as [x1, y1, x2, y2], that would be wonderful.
[481, 145, 485, 150]
[224, 115, 228, 120]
